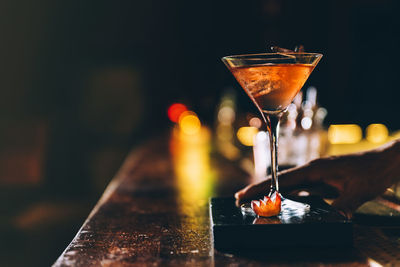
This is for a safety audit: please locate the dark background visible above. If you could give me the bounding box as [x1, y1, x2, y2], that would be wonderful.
[0, 0, 399, 266]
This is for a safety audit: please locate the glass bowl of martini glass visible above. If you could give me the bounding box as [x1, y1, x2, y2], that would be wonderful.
[222, 52, 322, 217]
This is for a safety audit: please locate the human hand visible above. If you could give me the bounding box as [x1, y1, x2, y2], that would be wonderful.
[235, 140, 400, 218]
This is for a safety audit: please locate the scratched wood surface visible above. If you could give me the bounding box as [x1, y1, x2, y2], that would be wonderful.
[53, 135, 399, 266]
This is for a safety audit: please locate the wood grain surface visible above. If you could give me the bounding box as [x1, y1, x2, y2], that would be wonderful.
[53, 134, 399, 266]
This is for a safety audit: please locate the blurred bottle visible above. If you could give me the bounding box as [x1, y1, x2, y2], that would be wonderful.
[302, 86, 328, 161]
[304, 86, 328, 131]
[215, 87, 241, 160]
[279, 86, 328, 167]
[279, 103, 299, 167]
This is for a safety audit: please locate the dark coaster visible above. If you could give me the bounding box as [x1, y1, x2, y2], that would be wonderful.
[210, 196, 352, 250]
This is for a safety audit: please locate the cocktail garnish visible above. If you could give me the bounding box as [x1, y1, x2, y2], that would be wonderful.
[251, 192, 281, 217]
[294, 45, 304, 52]
[270, 45, 304, 53]
[270, 46, 294, 53]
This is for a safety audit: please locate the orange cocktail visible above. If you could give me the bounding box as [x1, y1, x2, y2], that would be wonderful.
[230, 64, 315, 113]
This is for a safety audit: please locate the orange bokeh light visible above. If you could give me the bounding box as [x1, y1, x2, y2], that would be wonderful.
[168, 103, 188, 123]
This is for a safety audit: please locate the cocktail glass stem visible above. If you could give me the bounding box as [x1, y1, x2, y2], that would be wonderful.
[265, 113, 281, 195]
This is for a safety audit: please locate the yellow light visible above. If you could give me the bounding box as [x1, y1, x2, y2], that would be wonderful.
[179, 111, 201, 135]
[170, 125, 215, 221]
[237, 127, 258, 146]
[366, 124, 388, 143]
[328, 124, 362, 144]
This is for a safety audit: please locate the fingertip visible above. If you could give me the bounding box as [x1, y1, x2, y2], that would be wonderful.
[333, 206, 353, 220]
[331, 198, 354, 220]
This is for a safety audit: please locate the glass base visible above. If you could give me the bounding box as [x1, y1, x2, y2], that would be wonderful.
[240, 197, 311, 224]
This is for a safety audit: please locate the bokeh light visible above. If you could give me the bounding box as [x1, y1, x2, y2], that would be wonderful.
[366, 124, 388, 143]
[328, 124, 362, 144]
[218, 106, 235, 125]
[216, 124, 233, 141]
[253, 131, 269, 181]
[179, 111, 201, 135]
[301, 117, 312, 130]
[169, 123, 214, 229]
[249, 117, 262, 128]
[168, 103, 188, 123]
[237, 127, 258, 146]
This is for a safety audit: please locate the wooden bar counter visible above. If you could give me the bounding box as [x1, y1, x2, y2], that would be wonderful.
[53, 132, 400, 266]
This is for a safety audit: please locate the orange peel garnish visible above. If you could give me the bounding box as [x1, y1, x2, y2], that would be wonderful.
[251, 192, 281, 217]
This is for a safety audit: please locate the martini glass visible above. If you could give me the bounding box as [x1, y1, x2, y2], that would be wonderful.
[222, 52, 322, 216]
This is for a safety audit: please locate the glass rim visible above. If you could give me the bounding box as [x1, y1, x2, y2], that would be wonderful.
[222, 52, 323, 61]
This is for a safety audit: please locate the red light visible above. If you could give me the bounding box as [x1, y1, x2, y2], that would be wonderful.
[168, 103, 187, 122]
